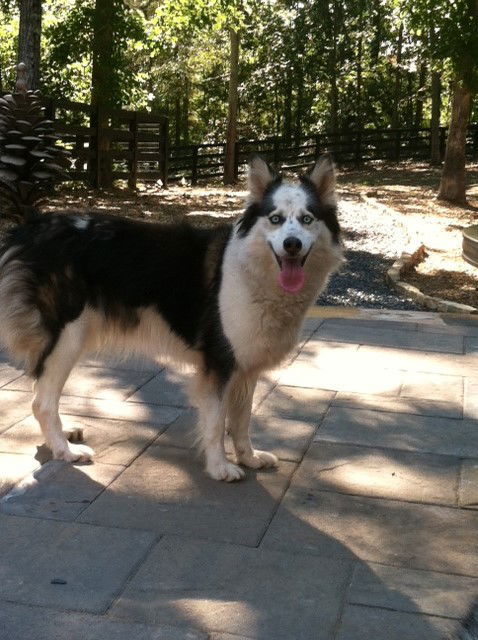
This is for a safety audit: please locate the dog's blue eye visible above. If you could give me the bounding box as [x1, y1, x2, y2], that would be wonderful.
[302, 215, 314, 225]
[269, 215, 282, 225]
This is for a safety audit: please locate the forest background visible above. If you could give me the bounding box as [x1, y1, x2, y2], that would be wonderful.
[1, 0, 478, 202]
[1, 0, 476, 146]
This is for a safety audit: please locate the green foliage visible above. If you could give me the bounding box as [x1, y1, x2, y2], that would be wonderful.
[407, 0, 478, 91]
[1, 0, 474, 145]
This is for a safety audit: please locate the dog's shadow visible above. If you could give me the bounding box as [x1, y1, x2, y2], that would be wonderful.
[0, 424, 463, 639]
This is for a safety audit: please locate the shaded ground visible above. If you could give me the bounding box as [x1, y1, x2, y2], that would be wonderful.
[1, 161, 478, 309]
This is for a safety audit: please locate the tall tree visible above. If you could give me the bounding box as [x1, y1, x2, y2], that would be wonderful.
[224, 28, 239, 185]
[17, 0, 42, 90]
[408, 0, 478, 204]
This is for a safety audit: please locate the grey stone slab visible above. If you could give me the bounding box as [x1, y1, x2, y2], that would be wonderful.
[356, 344, 478, 377]
[298, 442, 459, 506]
[127, 368, 193, 407]
[460, 459, 478, 508]
[400, 371, 463, 403]
[315, 406, 478, 458]
[465, 335, 478, 353]
[0, 602, 207, 640]
[256, 385, 334, 422]
[316, 320, 464, 353]
[1, 459, 124, 520]
[79, 445, 296, 546]
[0, 513, 155, 612]
[0, 414, 168, 466]
[279, 354, 403, 395]
[349, 562, 478, 619]
[80, 353, 162, 373]
[159, 410, 317, 463]
[5, 366, 154, 400]
[464, 377, 478, 419]
[60, 395, 182, 426]
[309, 317, 421, 334]
[336, 605, 458, 640]
[332, 392, 462, 419]
[262, 489, 478, 575]
[0, 389, 33, 433]
[0, 361, 24, 388]
[0, 453, 39, 497]
[111, 536, 351, 640]
[209, 635, 255, 640]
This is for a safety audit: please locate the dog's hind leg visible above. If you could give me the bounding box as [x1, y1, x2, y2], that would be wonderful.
[193, 371, 244, 482]
[227, 372, 278, 470]
[32, 315, 93, 463]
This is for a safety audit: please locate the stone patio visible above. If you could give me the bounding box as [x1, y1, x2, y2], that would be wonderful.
[1, 308, 477, 639]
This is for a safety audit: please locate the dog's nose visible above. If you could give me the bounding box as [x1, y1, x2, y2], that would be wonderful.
[283, 236, 302, 256]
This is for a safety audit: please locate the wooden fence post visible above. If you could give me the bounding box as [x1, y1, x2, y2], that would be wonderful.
[234, 141, 240, 181]
[315, 134, 321, 158]
[191, 144, 199, 185]
[439, 126, 447, 160]
[472, 125, 478, 160]
[354, 130, 362, 166]
[89, 103, 100, 188]
[158, 116, 169, 187]
[44, 97, 56, 121]
[273, 137, 280, 168]
[394, 129, 401, 161]
[128, 112, 138, 189]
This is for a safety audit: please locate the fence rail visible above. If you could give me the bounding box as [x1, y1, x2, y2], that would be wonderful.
[3, 93, 477, 187]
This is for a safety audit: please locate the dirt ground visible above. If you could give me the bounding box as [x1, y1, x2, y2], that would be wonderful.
[1, 161, 478, 309]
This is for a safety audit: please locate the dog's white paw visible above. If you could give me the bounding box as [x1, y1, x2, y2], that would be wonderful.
[63, 424, 84, 443]
[206, 460, 245, 482]
[53, 443, 94, 463]
[237, 449, 278, 469]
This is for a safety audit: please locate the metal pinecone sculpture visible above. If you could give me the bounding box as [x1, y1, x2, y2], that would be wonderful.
[0, 63, 70, 220]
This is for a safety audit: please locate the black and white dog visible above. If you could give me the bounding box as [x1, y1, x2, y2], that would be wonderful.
[0, 155, 342, 481]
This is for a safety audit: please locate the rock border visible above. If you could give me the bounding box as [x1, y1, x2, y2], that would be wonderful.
[386, 245, 478, 314]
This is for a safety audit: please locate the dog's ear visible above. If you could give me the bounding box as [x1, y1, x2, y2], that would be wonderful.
[248, 155, 276, 202]
[307, 155, 337, 206]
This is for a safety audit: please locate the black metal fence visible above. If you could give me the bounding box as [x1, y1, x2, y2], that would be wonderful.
[6, 94, 476, 187]
[169, 126, 478, 184]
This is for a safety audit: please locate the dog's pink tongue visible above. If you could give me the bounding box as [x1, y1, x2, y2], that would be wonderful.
[278, 258, 305, 293]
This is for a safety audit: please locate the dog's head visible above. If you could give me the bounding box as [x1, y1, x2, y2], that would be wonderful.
[237, 154, 340, 293]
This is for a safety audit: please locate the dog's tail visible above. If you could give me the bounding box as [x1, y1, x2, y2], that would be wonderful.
[0, 231, 50, 375]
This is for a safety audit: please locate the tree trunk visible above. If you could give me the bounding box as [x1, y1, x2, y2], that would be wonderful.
[356, 2, 363, 132]
[17, 0, 42, 90]
[91, 0, 115, 188]
[437, 82, 473, 205]
[294, 61, 303, 146]
[414, 60, 427, 130]
[283, 70, 292, 144]
[174, 94, 181, 147]
[182, 78, 190, 145]
[224, 29, 239, 185]
[430, 71, 441, 164]
[392, 22, 403, 130]
[329, 0, 339, 133]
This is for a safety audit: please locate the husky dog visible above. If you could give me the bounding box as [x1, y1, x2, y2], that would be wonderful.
[0, 155, 342, 481]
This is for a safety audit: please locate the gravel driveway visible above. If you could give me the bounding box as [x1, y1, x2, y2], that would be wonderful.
[319, 194, 423, 310]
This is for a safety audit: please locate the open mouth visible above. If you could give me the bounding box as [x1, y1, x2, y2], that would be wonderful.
[269, 244, 313, 293]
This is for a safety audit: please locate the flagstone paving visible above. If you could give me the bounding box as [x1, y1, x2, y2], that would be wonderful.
[1, 308, 477, 639]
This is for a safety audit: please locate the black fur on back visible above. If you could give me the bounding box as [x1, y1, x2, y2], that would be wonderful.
[1, 212, 236, 384]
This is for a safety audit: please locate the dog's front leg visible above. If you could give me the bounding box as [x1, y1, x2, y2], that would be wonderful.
[227, 372, 278, 470]
[196, 373, 245, 482]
